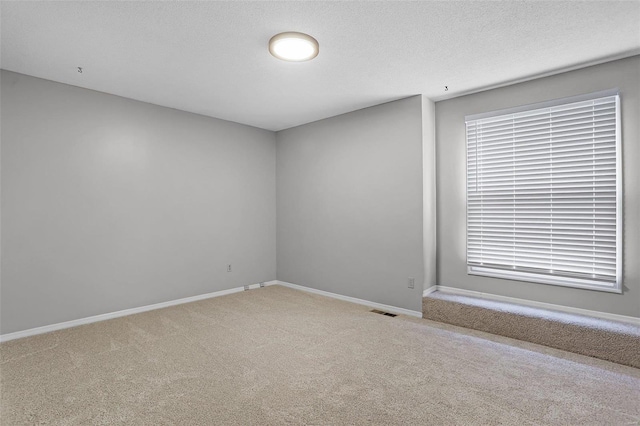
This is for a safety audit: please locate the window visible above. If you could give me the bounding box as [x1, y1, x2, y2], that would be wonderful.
[466, 89, 622, 293]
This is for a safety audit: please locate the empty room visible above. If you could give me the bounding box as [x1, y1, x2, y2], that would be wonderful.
[1, 1, 639, 424]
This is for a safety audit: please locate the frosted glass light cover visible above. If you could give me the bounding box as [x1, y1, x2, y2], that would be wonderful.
[269, 32, 319, 62]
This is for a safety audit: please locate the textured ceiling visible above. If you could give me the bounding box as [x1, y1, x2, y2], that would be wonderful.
[1, 1, 639, 131]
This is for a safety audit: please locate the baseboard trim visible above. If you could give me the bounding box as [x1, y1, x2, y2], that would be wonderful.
[422, 286, 437, 297]
[428, 285, 640, 326]
[276, 281, 423, 318]
[0, 281, 279, 343]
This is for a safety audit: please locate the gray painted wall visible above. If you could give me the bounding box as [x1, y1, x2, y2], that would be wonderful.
[0, 70, 277, 334]
[435, 56, 640, 318]
[422, 96, 437, 292]
[3, 56, 635, 334]
[276, 96, 424, 312]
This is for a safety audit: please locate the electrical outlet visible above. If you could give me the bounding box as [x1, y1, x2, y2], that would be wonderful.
[259, 282, 265, 288]
[244, 285, 250, 291]
[227, 264, 232, 272]
[408, 277, 415, 289]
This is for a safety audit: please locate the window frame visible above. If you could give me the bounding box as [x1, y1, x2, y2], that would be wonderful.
[465, 89, 623, 294]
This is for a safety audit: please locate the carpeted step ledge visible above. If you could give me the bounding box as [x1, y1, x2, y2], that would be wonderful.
[423, 291, 640, 368]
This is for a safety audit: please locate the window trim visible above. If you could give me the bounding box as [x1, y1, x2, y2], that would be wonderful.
[465, 89, 623, 293]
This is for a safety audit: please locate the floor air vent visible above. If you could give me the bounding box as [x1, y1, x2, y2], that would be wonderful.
[371, 309, 397, 317]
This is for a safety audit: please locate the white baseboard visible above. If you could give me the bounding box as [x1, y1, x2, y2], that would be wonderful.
[425, 285, 640, 326]
[276, 280, 423, 318]
[422, 286, 437, 297]
[0, 280, 279, 343]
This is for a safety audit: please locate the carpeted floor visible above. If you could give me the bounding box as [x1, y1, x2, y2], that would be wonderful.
[423, 291, 640, 368]
[1, 285, 639, 425]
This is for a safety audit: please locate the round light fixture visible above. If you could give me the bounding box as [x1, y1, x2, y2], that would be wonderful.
[269, 32, 319, 62]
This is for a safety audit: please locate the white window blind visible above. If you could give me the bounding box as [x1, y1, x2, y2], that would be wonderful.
[466, 90, 622, 293]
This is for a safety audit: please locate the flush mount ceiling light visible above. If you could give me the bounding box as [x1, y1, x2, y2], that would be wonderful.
[269, 32, 319, 62]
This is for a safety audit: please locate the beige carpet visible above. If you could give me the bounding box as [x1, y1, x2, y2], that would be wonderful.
[1, 285, 639, 425]
[423, 291, 640, 369]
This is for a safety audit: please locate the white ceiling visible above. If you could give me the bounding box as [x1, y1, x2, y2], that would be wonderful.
[1, 1, 639, 131]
